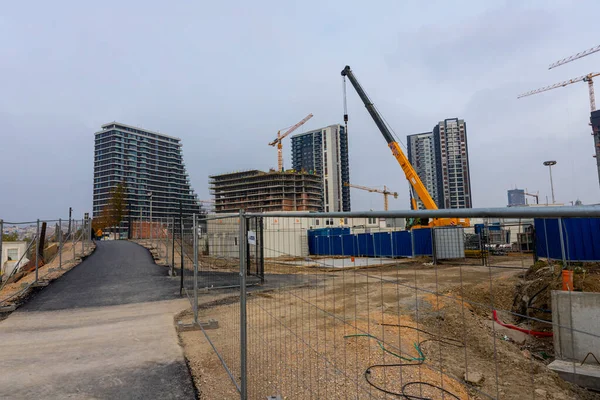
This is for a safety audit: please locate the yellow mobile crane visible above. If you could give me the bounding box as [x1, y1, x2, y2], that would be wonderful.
[341, 65, 469, 228]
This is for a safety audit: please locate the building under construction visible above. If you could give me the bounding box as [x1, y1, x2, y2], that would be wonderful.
[209, 170, 323, 213]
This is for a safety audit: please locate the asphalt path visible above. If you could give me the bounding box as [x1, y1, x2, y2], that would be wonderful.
[0, 240, 196, 399]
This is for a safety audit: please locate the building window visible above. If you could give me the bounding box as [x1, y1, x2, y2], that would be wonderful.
[7, 248, 18, 261]
[368, 217, 377, 225]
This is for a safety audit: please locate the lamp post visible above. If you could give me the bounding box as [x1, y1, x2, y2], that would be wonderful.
[543, 160, 557, 204]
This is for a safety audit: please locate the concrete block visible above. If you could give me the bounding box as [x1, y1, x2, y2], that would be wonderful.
[0, 304, 16, 313]
[177, 319, 219, 332]
[548, 359, 600, 391]
[552, 291, 600, 361]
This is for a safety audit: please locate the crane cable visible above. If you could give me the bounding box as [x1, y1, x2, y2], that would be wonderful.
[343, 76, 349, 135]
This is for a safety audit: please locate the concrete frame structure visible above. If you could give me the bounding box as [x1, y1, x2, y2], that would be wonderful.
[209, 170, 323, 214]
[291, 124, 350, 212]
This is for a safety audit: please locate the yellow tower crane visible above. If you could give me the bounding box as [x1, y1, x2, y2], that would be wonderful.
[518, 72, 600, 112]
[519, 44, 600, 186]
[269, 114, 313, 172]
[344, 182, 398, 211]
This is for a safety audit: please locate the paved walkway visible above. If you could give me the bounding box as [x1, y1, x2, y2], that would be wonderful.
[0, 241, 195, 400]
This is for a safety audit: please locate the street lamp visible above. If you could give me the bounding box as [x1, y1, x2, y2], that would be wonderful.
[543, 161, 557, 204]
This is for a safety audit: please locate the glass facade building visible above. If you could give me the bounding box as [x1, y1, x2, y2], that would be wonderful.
[291, 124, 350, 212]
[93, 122, 200, 221]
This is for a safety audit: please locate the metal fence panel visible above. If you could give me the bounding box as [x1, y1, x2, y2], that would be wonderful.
[173, 208, 600, 400]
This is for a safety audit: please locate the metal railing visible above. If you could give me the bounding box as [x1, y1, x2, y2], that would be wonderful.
[156, 206, 600, 399]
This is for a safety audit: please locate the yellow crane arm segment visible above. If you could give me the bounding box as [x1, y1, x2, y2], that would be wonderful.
[388, 142, 438, 210]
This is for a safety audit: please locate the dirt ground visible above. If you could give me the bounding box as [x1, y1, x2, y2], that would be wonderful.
[0, 240, 95, 312]
[176, 255, 600, 400]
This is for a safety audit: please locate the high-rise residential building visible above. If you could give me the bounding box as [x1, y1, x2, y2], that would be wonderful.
[291, 124, 350, 212]
[93, 122, 200, 221]
[407, 132, 441, 209]
[507, 189, 526, 207]
[210, 170, 322, 213]
[407, 118, 472, 209]
[434, 118, 472, 209]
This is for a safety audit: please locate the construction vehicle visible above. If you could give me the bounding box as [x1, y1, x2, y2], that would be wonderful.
[344, 182, 398, 211]
[269, 114, 313, 172]
[341, 65, 469, 228]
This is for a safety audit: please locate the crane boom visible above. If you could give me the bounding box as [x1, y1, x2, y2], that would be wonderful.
[549, 44, 600, 69]
[269, 113, 314, 146]
[269, 113, 313, 171]
[518, 72, 600, 112]
[344, 182, 398, 211]
[340, 66, 438, 210]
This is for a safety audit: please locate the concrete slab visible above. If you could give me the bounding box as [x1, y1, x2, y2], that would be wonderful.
[548, 359, 600, 391]
[552, 291, 600, 361]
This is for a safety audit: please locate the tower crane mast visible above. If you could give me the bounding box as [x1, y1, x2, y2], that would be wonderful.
[519, 44, 600, 187]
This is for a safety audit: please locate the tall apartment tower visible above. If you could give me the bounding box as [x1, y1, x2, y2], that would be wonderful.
[434, 118, 472, 209]
[407, 118, 472, 209]
[407, 132, 441, 209]
[291, 124, 350, 212]
[93, 122, 200, 221]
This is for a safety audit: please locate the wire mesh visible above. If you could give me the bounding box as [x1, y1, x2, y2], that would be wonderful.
[180, 211, 600, 400]
[1, 218, 93, 307]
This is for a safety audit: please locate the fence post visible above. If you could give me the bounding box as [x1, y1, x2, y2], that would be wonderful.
[58, 218, 62, 269]
[172, 216, 176, 277]
[179, 202, 184, 295]
[558, 217, 567, 270]
[410, 229, 415, 258]
[73, 219, 76, 262]
[193, 214, 199, 324]
[35, 219, 40, 283]
[431, 228, 437, 265]
[81, 218, 85, 254]
[259, 216, 264, 282]
[239, 210, 248, 400]
[166, 217, 170, 267]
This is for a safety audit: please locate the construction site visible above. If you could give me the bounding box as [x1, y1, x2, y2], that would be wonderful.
[209, 169, 323, 213]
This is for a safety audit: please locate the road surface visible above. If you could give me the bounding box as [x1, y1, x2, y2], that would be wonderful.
[0, 240, 195, 399]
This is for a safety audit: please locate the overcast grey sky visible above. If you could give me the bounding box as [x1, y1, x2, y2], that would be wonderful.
[1, 0, 599, 221]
